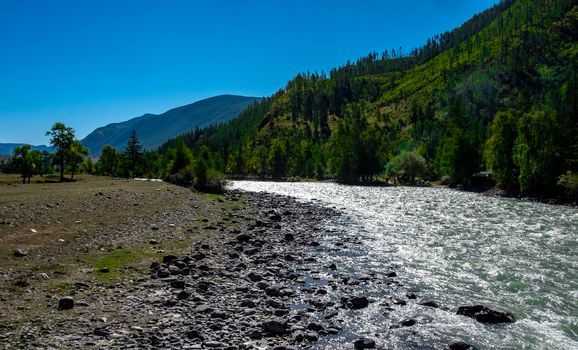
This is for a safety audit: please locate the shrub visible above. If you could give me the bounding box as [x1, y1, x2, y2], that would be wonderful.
[194, 169, 226, 194]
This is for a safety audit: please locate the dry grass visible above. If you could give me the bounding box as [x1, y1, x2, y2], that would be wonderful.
[0, 174, 242, 324]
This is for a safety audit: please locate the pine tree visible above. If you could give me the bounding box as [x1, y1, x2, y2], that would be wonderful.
[125, 130, 143, 179]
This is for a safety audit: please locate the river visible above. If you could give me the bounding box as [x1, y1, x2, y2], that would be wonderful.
[229, 181, 578, 350]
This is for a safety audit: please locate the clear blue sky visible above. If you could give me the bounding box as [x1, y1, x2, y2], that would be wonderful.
[0, 0, 498, 145]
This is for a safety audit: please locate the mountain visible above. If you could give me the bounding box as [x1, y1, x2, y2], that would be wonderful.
[81, 94, 260, 155]
[0, 143, 52, 157]
[157, 0, 577, 197]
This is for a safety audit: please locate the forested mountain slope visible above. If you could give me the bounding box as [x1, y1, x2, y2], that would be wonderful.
[157, 0, 577, 197]
[82, 95, 260, 155]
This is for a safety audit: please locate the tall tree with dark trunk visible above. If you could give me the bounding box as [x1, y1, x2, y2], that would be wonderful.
[125, 130, 143, 179]
[46, 122, 75, 182]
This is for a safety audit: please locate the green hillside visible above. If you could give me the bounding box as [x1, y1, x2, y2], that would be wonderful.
[155, 0, 577, 198]
[81, 95, 260, 156]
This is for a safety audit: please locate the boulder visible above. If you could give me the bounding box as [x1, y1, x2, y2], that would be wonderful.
[262, 320, 288, 336]
[354, 337, 376, 349]
[58, 296, 75, 310]
[418, 300, 440, 308]
[456, 305, 515, 324]
[445, 340, 478, 350]
[162, 255, 178, 264]
[13, 249, 28, 257]
[247, 272, 263, 282]
[347, 296, 369, 309]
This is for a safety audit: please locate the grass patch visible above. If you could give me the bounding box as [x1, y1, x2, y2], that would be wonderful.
[82, 248, 159, 284]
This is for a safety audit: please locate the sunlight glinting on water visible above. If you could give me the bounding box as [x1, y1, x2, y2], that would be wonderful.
[230, 181, 578, 350]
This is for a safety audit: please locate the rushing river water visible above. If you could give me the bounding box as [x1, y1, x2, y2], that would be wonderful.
[229, 181, 578, 350]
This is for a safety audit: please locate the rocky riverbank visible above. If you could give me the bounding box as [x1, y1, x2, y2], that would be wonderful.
[1, 177, 516, 349]
[0, 177, 346, 349]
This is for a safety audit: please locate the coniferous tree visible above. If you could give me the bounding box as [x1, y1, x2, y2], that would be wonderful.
[125, 130, 143, 179]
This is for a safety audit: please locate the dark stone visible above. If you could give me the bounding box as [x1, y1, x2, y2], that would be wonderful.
[237, 233, 252, 243]
[354, 337, 376, 349]
[284, 233, 295, 241]
[247, 272, 263, 282]
[265, 284, 283, 297]
[269, 213, 282, 221]
[400, 318, 416, 327]
[186, 329, 204, 341]
[347, 296, 369, 309]
[93, 327, 109, 337]
[406, 293, 417, 299]
[192, 252, 206, 261]
[204, 341, 225, 348]
[170, 280, 186, 289]
[13, 249, 28, 257]
[157, 269, 170, 278]
[306, 322, 324, 332]
[262, 320, 287, 336]
[274, 308, 289, 316]
[456, 305, 515, 324]
[99, 267, 110, 273]
[445, 340, 478, 350]
[328, 263, 337, 270]
[58, 296, 74, 310]
[418, 300, 439, 308]
[210, 310, 228, 319]
[305, 332, 319, 341]
[240, 299, 256, 308]
[387, 271, 397, 277]
[247, 330, 263, 339]
[162, 255, 178, 264]
[309, 241, 320, 247]
[177, 290, 191, 300]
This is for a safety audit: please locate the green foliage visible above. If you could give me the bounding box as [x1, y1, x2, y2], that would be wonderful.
[98, 145, 120, 177]
[46, 122, 77, 182]
[170, 138, 193, 175]
[66, 140, 88, 181]
[12, 145, 40, 183]
[124, 130, 143, 179]
[557, 171, 578, 200]
[387, 151, 428, 185]
[484, 110, 517, 189]
[149, 0, 576, 198]
[513, 109, 561, 193]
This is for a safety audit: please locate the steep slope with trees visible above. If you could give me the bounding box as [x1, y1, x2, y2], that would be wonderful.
[81, 95, 261, 156]
[154, 0, 577, 199]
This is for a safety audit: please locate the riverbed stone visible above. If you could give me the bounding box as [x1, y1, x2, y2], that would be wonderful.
[58, 296, 75, 310]
[354, 337, 376, 349]
[456, 305, 515, 323]
[445, 340, 478, 350]
[262, 320, 287, 336]
[13, 249, 28, 257]
[347, 296, 369, 309]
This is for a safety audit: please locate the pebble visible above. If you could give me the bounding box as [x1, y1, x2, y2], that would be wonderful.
[58, 296, 75, 310]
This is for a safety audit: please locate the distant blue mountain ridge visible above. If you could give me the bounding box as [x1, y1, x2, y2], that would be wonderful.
[0, 94, 260, 157]
[0, 143, 52, 157]
[81, 94, 260, 156]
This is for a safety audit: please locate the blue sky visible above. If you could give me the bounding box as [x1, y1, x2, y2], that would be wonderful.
[0, 0, 498, 145]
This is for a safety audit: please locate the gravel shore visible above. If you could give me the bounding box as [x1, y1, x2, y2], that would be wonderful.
[0, 177, 345, 349]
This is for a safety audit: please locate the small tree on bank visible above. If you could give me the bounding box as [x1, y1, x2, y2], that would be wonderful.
[98, 145, 120, 177]
[46, 122, 75, 182]
[125, 130, 143, 179]
[67, 140, 88, 181]
[12, 145, 41, 184]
